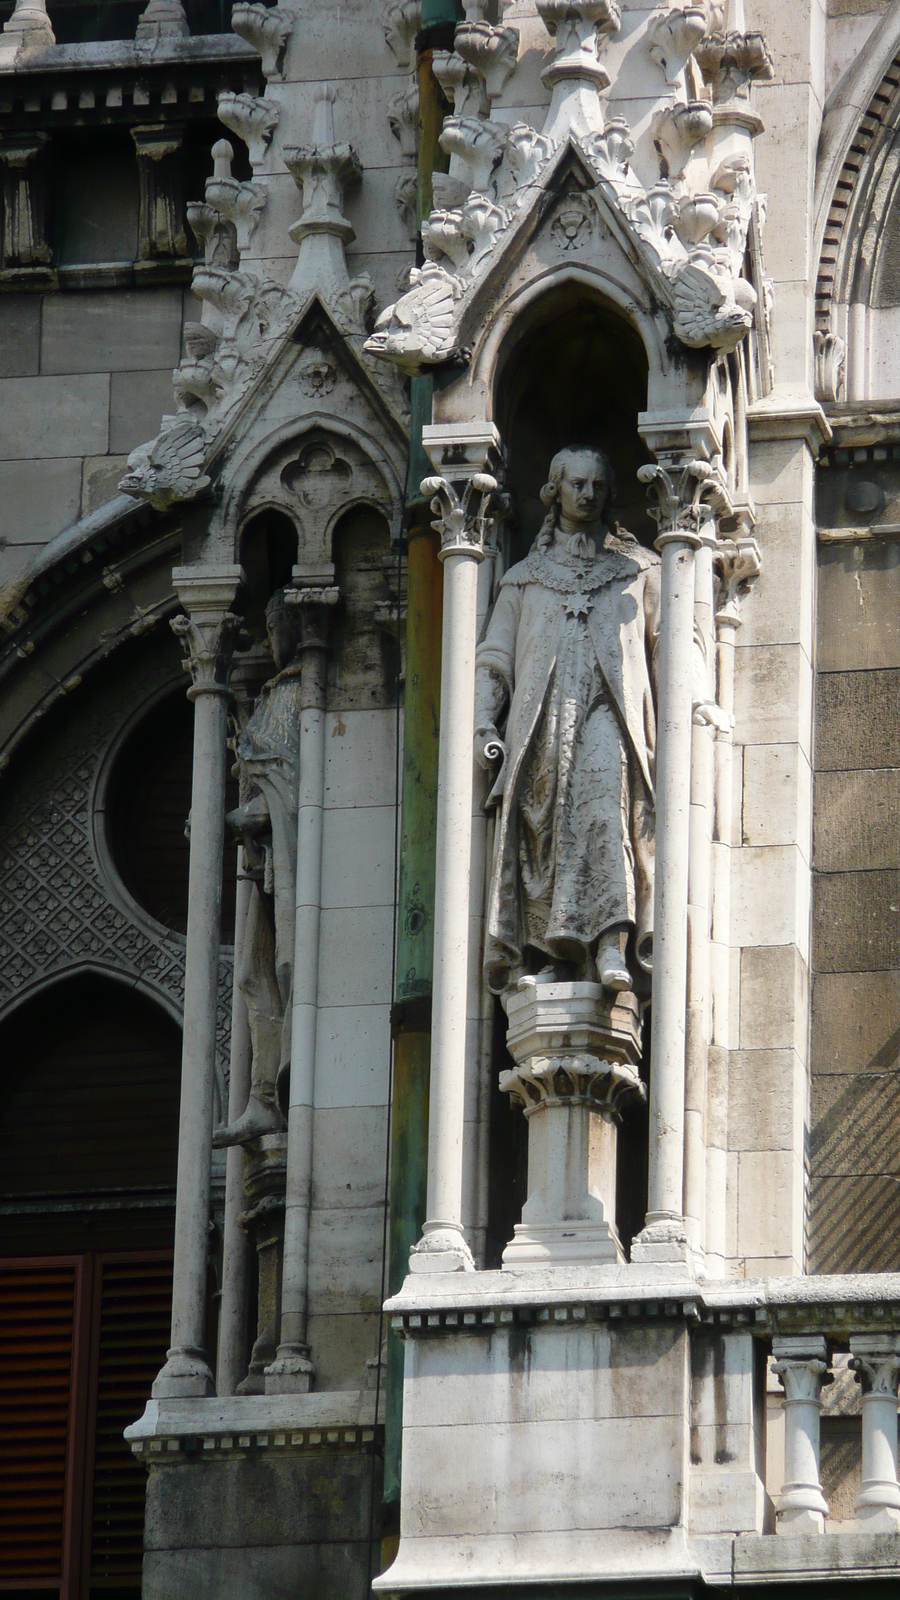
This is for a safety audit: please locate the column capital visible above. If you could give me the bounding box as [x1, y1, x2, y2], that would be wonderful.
[714, 533, 761, 628]
[639, 457, 734, 549]
[421, 421, 504, 561]
[850, 1336, 900, 1398]
[283, 583, 341, 652]
[772, 1336, 831, 1402]
[171, 564, 245, 696]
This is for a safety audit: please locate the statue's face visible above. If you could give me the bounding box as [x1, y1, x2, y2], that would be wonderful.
[557, 453, 608, 525]
[267, 606, 295, 671]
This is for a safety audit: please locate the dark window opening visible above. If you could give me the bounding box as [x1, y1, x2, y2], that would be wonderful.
[105, 690, 238, 941]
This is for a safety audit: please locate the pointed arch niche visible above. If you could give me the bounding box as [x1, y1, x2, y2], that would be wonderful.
[494, 286, 655, 562]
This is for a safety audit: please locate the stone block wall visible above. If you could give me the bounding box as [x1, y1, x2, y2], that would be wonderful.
[0, 285, 188, 582]
[810, 532, 900, 1272]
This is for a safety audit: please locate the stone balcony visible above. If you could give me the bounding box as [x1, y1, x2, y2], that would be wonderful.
[377, 1267, 900, 1593]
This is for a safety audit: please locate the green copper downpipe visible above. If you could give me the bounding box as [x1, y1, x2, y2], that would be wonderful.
[383, 2, 463, 1520]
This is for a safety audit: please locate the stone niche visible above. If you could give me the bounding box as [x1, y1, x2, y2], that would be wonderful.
[484, 285, 658, 1269]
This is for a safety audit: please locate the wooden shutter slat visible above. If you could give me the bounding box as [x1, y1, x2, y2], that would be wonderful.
[0, 1260, 77, 1583]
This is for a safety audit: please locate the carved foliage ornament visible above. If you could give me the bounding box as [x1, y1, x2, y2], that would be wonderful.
[421, 470, 501, 559]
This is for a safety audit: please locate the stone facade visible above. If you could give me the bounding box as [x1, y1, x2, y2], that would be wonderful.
[2, 0, 900, 1597]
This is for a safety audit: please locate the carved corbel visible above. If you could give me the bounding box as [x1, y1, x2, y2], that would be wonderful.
[131, 125, 189, 262]
[135, 0, 188, 42]
[652, 99, 713, 182]
[393, 170, 419, 242]
[814, 330, 846, 404]
[217, 91, 280, 169]
[694, 31, 774, 104]
[205, 138, 267, 254]
[439, 115, 507, 196]
[713, 532, 760, 627]
[454, 21, 519, 100]
[0, 133, 53, 278]
[433, 49, 488, 122]
[231, 2, 294, 81]
[383, 0, 421, 70]
[388, 78, 420, 162]
[646, 4, 707, 85]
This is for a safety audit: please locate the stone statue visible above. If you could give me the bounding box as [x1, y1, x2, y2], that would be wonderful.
[474, 446, 660, 997]
[213, 590, 302, 1147]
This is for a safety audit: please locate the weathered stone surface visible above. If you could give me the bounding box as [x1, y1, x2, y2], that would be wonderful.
[814, 768, 900, 871]
[740, 945, 809, 1055]
[813, 871, 900, 972]
[0, 294, 41, 377]
[815, 669, 900, 772]
[811, 1071, 900, 1177]
[817, 543, 900, 672]
[109, 368, 177, 454]
[0, 373, 109, 459]
[811, 970, 900, 1076]
[809, 1174, 900, 1274]
[40, 287, 183, 375]
[728, 1048, 803, 1154]
[0, 456, 81, 542]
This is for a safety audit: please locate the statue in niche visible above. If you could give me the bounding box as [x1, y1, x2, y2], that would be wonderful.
[213, 589, 302, 1148]
[474, 446, 660, 997]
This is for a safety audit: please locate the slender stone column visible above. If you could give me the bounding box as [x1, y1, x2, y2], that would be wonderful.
[772, 1336, 831, 1533]
[850, 1336, 900, 1530]
[632, 457, 731, 1265]
[706, 530, 759, 1271]
[216, 862, 253, 1397]
[266, 585, 339, 1392]
[153, 565, 243, 1399]
[409, 421, 501, 1274]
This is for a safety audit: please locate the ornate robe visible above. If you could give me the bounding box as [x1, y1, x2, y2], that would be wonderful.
[474, 527, 660, 993]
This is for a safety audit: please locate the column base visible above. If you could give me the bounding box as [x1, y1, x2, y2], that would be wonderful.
[409, 1224, 475, 1274]
[855, 1489, 900, 1530]
[152, 1347, 215, 1399]
[264, 1347, 316, 1394]
[631, 1214, 695, 1268]
[502, 1217, 623, 1268]
[776, 1506, 825, 1534]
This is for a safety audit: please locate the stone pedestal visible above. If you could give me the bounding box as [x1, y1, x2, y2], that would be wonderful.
[500, 980, 644, 1267]
[237, 1133, 287, 1396]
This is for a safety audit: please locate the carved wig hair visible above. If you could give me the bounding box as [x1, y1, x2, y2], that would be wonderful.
[535, 446, 616, 555]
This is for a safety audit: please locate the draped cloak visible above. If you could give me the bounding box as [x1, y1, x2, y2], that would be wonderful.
[474, 528, 660, 993]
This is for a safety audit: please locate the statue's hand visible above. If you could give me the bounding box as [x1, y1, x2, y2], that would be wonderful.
[474, 726, 507, 772]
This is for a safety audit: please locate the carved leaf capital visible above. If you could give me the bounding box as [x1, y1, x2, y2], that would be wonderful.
[171, 611, 243, 694]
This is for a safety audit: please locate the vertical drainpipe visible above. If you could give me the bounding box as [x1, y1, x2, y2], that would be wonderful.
[383, 0, 463, 1520]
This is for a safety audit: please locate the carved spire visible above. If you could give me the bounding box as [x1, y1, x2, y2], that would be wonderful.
[135, 0, 188, 42]
[284, 85, 362, 301]
[204, 138, 267, 254]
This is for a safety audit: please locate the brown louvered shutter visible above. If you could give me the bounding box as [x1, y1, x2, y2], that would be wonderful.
[0, 1258, 84, 1588]
[86, 1253, 173, 1586]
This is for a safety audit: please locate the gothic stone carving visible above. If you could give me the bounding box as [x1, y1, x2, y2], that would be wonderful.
[474, 447, 658, 997]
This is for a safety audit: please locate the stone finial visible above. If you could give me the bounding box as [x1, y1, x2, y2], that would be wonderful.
[217, 91, 280, 169]
[0, 0, 54, 56]
[537, 0, 621, 140]
[204, 138, 267, 253]
[284, 86, 362, 298]
[135, 0, 189, 42]
[231, 2, 293, 81]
